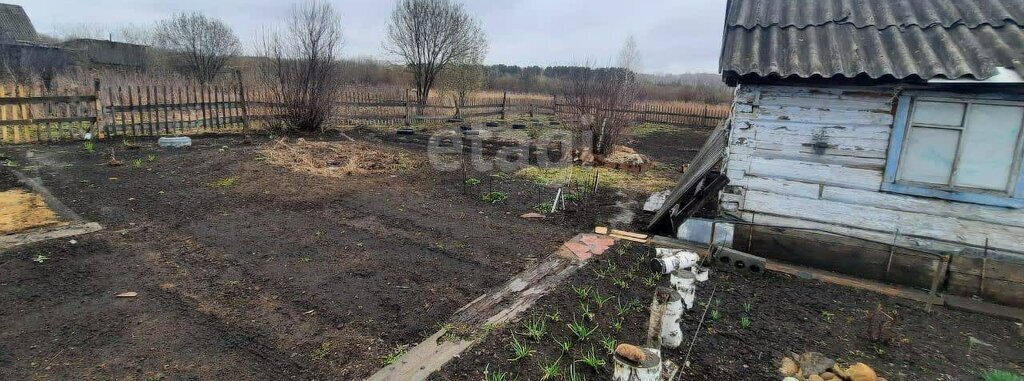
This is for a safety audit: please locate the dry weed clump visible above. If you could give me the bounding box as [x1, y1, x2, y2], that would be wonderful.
[261, 138, 412, 177]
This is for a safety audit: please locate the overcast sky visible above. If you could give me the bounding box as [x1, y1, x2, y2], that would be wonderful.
[16, 0, 727, 74]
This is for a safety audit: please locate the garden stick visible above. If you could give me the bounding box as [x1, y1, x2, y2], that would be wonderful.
[682, 285, 716, 370]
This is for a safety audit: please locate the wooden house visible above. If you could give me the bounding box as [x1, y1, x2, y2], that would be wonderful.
[714, 0, 1024, 306]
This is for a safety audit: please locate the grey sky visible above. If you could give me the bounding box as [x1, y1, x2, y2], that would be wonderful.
[16, 0, 727, 74]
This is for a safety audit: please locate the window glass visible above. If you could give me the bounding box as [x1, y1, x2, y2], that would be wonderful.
[912, 101, 965, 126]
[900, 127, 959, 185]
[954, 104, 1024, 191]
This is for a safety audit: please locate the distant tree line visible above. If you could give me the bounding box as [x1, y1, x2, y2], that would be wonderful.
[21, 0, 731, 135]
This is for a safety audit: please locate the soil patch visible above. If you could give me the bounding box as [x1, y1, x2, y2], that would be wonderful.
[435, 243, 1024, 380]
[0, 134, 624, 380]
[0, 189, 63, 234]
[261, 138, 415, 177]
[624, 124, 713, 170]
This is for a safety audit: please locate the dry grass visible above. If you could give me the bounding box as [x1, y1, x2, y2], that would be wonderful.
[260, 138, 414, 177]
[515, 165, 676, 193]
[0, 189, 64, 234]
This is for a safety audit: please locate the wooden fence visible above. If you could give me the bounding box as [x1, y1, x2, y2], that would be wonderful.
[0, 82, 100, 143]
[0, 83, 730, 144]
[332, 90, 728, 127]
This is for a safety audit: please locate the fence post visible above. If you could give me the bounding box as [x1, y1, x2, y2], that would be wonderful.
[404, 89, 413, 126]
[92, 79, 103, 140]
[500, 91, 507, 120]
[235, 70, 252, 141]
[702, 105, 709, 127]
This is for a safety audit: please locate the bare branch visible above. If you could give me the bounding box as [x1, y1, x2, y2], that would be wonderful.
[257, 0, 344, 133]
[384, 0, 487, 108]
[155, 12, 240, 84]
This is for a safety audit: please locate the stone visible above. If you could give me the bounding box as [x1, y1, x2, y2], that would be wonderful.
[643, 190, 671, 212]
[116, 292, 138, 298]
[520, 212, 545, 219]
[831, 365, 849, 380]
[796, 352, 836, 376]
[778, 357, 799, 377]
[847, 363, 877, 381]
[809, 375, 824, 381]
[614, 344, 646, 363]
[820, 372, 837, 380]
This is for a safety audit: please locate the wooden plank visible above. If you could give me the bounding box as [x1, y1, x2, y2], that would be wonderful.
[126, 87, 137, 136]
[944, 294, 1024, 320]
[610, 229, 648, 239]
[0, 222, 104, 252]
[822, 186, 1024, 229]
[947, 274, 1024, 308]
[1, 85, 8, 143]
[144, 86, 154, 135]
[732, 145, 886, 169]
[948, 255, 1024, 284]
[0, 95, 97, 105]
[731, 126, 892, 152]
[742, 190, 1024, 254]
[736, 224, 940, 289]
[729, 176, 821, 199]
[200, 86, 208, 130]
[369, 250, 584, 381]
[764, 260, 943, 305]
[741, 157, 884, 191]
[0, 117, 97, 126]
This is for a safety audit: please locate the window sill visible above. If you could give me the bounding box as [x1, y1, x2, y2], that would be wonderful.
[881, 182, 1024, 209]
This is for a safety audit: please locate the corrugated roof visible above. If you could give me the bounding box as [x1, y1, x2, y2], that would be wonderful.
[0, 4, 37, 43]
[720, 0, 1024, 81]
[728, 0, 1024, 30]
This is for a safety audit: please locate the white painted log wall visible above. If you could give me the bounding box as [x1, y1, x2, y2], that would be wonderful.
[722, 84, 1024, 255]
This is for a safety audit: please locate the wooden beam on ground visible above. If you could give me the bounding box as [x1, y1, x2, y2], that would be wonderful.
[0, 222, 103, 252]
[368, 245, 586, 381]
[765, 261, 944, 306]
[944, 295, 1024, 321]
[610, 233, 648, 243]
[648, 235, 711, 257]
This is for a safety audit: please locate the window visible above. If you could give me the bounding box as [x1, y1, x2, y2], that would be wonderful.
[883, 94, 1024, 208]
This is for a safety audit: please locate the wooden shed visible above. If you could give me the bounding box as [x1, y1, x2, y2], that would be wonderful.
[714, 0, 1024, 306]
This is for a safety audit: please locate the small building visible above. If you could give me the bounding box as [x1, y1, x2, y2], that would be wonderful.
[0, 3, 70, 81]
[62, 38, 148, 70]
[0, 3, 38, 44]
[705, 0, 1024, 306]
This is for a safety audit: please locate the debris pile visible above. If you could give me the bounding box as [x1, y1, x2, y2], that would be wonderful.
[779, 352, 886, 381]
[598, 145, 653, 173]
[261, 138, 412, 177]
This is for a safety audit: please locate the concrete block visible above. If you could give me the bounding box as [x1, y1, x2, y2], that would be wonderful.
[158, 136, 191, 148]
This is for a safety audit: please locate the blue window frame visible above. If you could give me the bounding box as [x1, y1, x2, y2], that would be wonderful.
[882, 93, 1024, 208]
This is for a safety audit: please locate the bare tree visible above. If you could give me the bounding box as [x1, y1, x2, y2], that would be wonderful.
[258, 0, 344, 132]
[440, 50, 486, 118]
[155, 12, 240, 84]
[384, 0, 487, 110]
[559, 38, 643, 157]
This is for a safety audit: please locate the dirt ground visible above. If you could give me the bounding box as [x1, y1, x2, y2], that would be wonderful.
[0, 121, 715, 380]
[0, 133, 627, 380]
[436, 242, 1024, 380]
